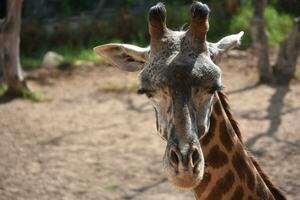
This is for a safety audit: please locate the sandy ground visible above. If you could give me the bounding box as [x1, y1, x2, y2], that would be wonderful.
[0, 52, 299, 200]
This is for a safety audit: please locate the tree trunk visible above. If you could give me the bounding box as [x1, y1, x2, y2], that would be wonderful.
[273, 17, 300, 84]
[0, 19, 4, 84]
[92, 0, 107, 17]
[251, 0, 273, 83]
[0, 68, 3, 83]
[0, 0, 26, 96]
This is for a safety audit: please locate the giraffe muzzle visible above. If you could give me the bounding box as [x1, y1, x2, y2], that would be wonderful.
[164, 144, 205, 188]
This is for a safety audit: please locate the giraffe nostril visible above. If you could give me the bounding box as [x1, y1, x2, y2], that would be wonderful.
[191, 149, 201, 166]
[170, 149, 179, 166]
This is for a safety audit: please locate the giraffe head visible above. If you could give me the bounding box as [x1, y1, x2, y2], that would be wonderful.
[94, 1, 243, 189]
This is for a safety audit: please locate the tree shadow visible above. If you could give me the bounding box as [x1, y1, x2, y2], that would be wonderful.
[38, 123, 119, 147]
[125, 96, 151, 113]
[0, 93, 18, 104]
[227, 82, 259, 95]
[237, 107, 300, 120]
[245, 84, 298, 150]
[113, 95, 152, 113]
[122, 178, 167, 200]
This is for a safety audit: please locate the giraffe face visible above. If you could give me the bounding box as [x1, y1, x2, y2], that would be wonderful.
[94, 1, 244, 190]
[136, 2, 223, 189]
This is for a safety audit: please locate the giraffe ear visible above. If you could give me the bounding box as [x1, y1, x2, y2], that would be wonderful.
[208, 31, 244, 63]
[93, 44, 150, 72]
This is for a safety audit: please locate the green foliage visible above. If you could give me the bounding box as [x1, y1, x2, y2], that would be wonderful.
[55, 46, 102, 64]
[0, 84, 44, 102]
[229, 3, 253, 47]
[167, 5, 190, 30]
[207, 0, 241, 42]
[264, 7, 293, 44]
[230, 3, 294, 47]
[19, 0, 296, 69]
[21, 88, 45, 102]
[21, 46, 103, 70]
[295, 68, 300, 81]
[0, 84, 7, 96]
[21, 55, 42, 70]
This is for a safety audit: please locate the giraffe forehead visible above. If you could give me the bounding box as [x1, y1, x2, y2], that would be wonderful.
[140, 31, 221, 89]
[140, 54, 221, 89]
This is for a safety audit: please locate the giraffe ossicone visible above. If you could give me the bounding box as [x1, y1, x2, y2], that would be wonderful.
[94, 1, 285, 199]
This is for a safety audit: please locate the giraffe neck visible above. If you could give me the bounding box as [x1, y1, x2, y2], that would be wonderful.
[193, 93, 275, 200]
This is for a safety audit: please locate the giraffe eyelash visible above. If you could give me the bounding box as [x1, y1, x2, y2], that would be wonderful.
[209, 85, 224, 94]
[137, 88, 154, 98]
[137, 88, 147, 95]
[216, 85, 224, 91]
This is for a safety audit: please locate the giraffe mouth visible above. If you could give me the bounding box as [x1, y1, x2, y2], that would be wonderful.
[165, 164, 204, 189]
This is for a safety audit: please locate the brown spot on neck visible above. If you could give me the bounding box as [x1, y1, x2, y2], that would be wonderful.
[256, 178, 275, 200]
[232, 151, 256, 191]
[213, 98, 223, 115]
[193, 172, 211, 199]
[219, 119, 234, 151]
[205, 170, 235, 199]
[205, 145, 228, 168]
[248, 196, 255, 200]
[231, 185, 244, 200]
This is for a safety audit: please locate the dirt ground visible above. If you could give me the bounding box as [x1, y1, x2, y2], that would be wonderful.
[0, 52, 299, 200]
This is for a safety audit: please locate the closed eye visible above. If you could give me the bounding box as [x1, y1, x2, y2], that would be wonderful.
[137, 88, 154, 98]
[208, 85, 224, 94]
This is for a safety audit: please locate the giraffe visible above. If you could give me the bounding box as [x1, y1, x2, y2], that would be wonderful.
[94, 2, 286, 199]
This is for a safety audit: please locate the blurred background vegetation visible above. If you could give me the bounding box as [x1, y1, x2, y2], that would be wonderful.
[0, 0, 298, 70]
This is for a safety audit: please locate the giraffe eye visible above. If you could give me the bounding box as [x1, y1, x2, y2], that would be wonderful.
[137, 88, 154, 98]
[208, 85, 224, 94]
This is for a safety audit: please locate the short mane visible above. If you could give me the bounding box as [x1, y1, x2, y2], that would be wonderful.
[217, 91, 286, 200]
